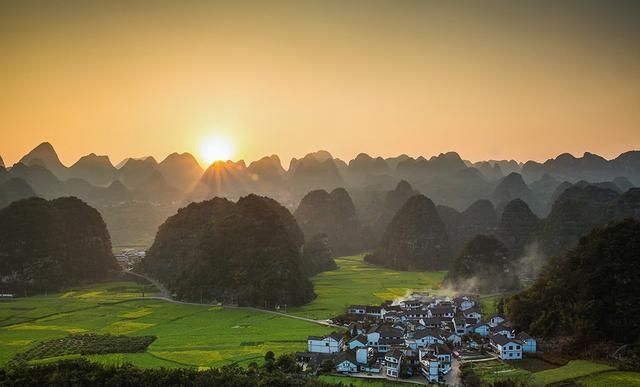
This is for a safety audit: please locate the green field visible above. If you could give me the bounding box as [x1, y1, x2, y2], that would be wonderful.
[575, 371, 640, 386]
[290, 254, 446, 320]
[470, 358, 633, 386]
[532, 360, 615, 385]
[0, 281, 334, 369]
[465, 359, 532, 384]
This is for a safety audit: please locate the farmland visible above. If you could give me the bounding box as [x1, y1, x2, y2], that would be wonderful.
[467, 359, 631, 386]
[0, 281, 334, 369]
[290, 254, 446, 320]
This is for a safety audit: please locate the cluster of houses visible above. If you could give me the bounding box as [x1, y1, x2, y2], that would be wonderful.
[114, 249, 145, 270]
[296, 293, 537, 384]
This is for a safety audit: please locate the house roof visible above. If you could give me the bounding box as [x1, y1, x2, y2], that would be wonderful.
[427, 343, 452, 354]
[348, 334, 367, 344]
[309, 332, 343, 342]
[492, 324, 513, 332]
[429, 306, 454, 314]
[414, 328, 445, 339]
[490, 334, 524, 346]
[379, 338, 405, 345]
[386, 349, 404, 359]
[366, 305, 382, 313]
[472, 321, 489, 329]
[335, 351, 357, 365]
[517, 332, 533, 340]
[348, 305, 367, 310]
[328, 332, 344, 342]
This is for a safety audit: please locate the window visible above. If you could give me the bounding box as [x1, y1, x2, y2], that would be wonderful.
[516, 345, 520, 350]
[508, 345, 513, 350]
[325, 343, 329, 346]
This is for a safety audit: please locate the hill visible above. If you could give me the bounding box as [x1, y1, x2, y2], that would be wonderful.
[365, 194, 451, 270]
[508, 219, 640, 344]
[0, 197, 117, 292]
[142, 195, 315, 306]
[294, 188, 362, 256]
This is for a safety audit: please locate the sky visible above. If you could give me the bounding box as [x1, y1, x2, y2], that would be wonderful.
[1, 0, 639, 168]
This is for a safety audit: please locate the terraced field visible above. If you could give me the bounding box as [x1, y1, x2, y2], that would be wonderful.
[0, 281, 334, 368]
[290, 254, 446, 320]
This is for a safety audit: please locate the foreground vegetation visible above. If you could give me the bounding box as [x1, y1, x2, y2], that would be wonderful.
[0, 358, 337, 387]
[12, 334, 156, 364]
[0, 281, 333, 368]
[289, 254, 446, 320]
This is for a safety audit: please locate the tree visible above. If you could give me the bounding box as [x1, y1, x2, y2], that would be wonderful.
[264, 351, 275, 362]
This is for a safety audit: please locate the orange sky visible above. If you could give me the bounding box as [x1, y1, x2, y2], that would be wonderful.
[1, 0, 639, 167]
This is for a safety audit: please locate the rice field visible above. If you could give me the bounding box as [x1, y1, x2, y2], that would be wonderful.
[290, 254, 446, 320]
[0, 281, 334, 369]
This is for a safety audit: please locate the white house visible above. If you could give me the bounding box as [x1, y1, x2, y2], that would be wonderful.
[307, 332, 344, 353]
[454, 296, 476, 311]
[429, 306, 455, 318]
[490, 335, 523, 360]
[463, 308, 482, 323]
[489, 314, 506, 327]
[335, 352, 358, 373]
[420, 356, 440, 383]
[492, 324, 515, 339]
[472, 322, 490, 337]
[384, 349, 403, 378]
[414, 329, 445, 347]
[453, 317, 467, 335]
[419, 344, 452, 382]
[347, 305, 367, 315]
[517, 332, 537, 353]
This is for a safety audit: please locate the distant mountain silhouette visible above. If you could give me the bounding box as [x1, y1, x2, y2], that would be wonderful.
[19, 142, 68, 180]
[294, 188, 363, 256]
[492, 172, 539, 215]
[373, 180, 419, 240]
[69, 153, 118, 187]
[118, 157, 158, 189]
[158, 152, 203, 190]
[0, 178, 36, 209]
[288, 151, 345, 195]
[191, 160, 253, 200]
[8, 163, 64, 198]
[496, 199, 540, 258]
[522, 151, 640, 184]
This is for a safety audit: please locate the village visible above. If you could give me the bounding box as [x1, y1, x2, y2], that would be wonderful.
[296, 292, 537, 384]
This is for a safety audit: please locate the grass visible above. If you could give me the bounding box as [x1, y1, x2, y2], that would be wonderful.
[532, 360, 615, 385]
[466, 359, 532, 384]
[574, 371, 640, 386]
[290, 254, 446, 320]
[0, 281, 335, 369]
[318, 375, 415, 386]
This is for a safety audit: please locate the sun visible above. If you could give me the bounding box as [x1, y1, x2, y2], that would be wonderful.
[199, 136, 235, 165]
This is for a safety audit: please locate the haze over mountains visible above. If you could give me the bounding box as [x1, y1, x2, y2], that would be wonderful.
[1, 142, 639, 259]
